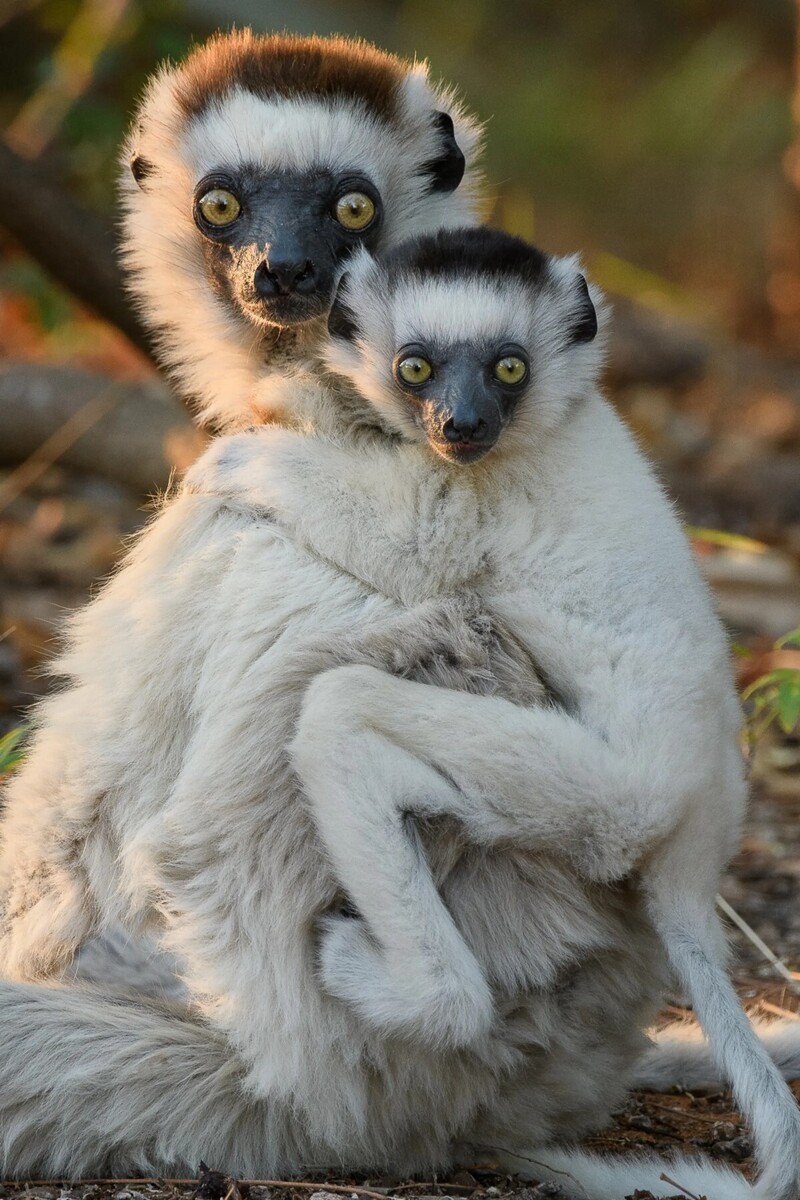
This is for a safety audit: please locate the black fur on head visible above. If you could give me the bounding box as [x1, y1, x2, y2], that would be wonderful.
[381, 226, 551, 290]
[571, 275, 598, 343]
[380, 227, 597, 345]
[423, 112, 466, 194]
[130, 153, 155, 188]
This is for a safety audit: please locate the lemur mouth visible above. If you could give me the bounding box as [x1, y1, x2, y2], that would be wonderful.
[240, 291, 330, 329]
[428, 438, 495, 465]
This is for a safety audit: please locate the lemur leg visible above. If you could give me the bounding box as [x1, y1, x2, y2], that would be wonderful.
[291, 664, 651, 1045]
[0, 747, 100, 981]
[313, 746, 495, 1048]
[293, 665, 653, 888]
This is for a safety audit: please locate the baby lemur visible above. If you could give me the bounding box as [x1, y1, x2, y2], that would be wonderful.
[1, 228, 794, 1200]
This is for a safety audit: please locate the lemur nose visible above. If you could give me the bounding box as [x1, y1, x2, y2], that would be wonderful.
[254, 259, 317, 298]
[443, 416, 487, 443]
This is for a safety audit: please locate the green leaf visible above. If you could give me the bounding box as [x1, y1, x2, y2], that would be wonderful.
[0, 727, 27, 778]
[776, 681, 800, 735]
[776, 627, 800, 650]
[742, 668, 800, 702]
[685, 525, 768, 554]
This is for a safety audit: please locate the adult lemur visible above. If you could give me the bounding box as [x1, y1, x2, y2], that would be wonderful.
[120, 29, 482, 429]
[2, 228, 798, 1200]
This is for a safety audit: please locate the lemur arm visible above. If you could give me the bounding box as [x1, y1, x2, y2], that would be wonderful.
[185, 428, 485, 604]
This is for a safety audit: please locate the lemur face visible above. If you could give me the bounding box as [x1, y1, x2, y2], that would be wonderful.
[326, 228, 602, 465]
[389, 338, 530, 463]
[190, 164, 384, 329]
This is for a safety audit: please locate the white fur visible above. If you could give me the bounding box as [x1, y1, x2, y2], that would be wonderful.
[638, 1017, 800, 1091]
[2, 250, 797, 1198]
[188, 259, 800, 1196]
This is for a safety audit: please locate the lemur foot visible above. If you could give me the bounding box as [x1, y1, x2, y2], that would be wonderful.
[316, 911, 495, 1048]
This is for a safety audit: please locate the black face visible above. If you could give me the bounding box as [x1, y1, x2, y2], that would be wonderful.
[192, 168, 384, 328]
[392, 341, 530, 464]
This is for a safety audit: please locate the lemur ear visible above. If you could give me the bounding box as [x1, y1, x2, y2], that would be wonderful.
[130, 153, 155, 189]
[424, 112, 466, 194]
[328, 274, 360, 343]
[570, 275, 598, 344]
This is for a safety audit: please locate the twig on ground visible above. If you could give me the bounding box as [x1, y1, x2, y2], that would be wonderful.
[644, 1101, 734, 1126]
[0, 1182, 397, 1200]
[716, 894, 800, 994]
[758, 999, 800, 1021]
[659, 1172, 703, 1200]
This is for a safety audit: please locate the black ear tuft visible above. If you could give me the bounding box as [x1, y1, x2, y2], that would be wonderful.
[328, 274, 360, 343]
[130, 153, 155, 188]
[424, 111, 466, 194]
[571, 275, 598, 344]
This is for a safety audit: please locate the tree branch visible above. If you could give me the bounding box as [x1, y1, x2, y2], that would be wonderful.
[0, 362, 200, 496]
[0, 139, 151, 355]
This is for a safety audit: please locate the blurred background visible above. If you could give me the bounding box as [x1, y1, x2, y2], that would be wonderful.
[0, 0, 799, 1006]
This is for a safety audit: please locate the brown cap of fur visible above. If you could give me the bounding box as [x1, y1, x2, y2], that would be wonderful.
[173, 30, 411, 122]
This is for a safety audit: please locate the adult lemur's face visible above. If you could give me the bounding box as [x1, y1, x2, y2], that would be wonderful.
[190, 162, 385, 329]
[181, 97, 468, 331]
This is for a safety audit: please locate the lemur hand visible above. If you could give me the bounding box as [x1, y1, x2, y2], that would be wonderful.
[184, 427, 316, 516]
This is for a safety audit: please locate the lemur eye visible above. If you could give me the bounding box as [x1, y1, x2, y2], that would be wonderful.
[335, 192, 376, 231]
[197, 188, 241, 227]
[493, 355, 528, 385]
[396, 355, 433, 386]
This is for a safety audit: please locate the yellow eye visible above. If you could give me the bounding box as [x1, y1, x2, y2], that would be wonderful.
[493, 355, 527, 385]
[396, 355, 433, 386]
[335, 191, 376, 231]
[197, 188, 241, 227]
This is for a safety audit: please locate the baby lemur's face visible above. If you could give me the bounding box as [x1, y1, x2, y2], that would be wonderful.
[389, 337, 530, 464]
[326, 228, 602, 464]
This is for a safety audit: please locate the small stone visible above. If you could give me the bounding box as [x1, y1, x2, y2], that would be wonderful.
[448, 1173, 478, 1190]
[710, 1119, 738, 1141]
[711, 1135, 753, 1160]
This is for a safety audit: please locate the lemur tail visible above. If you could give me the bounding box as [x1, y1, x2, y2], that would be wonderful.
[0, 981, 270, 1178]
[634, 1017, 800, 1090]
[647, 892, 800, 1200]
[488, 1144, 759, 1200]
